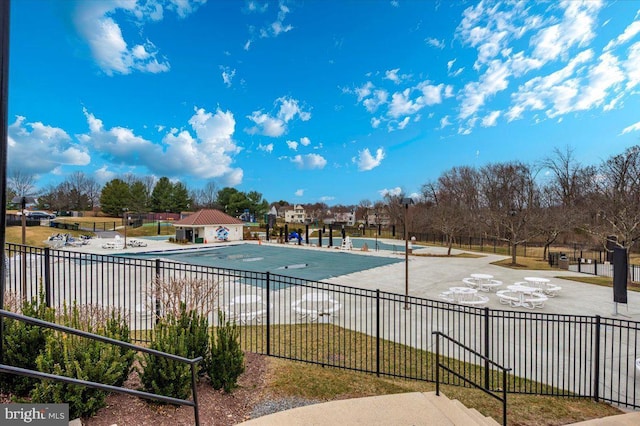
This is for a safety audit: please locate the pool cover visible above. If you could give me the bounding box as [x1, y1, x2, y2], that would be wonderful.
[125, 243, 402, 281]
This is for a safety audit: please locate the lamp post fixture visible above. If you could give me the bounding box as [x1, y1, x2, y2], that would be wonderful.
[122, 208, 129, 248]
[12, 195, 36, 301]
[401, 197, 414, 309]
[374, 212, 379, 251]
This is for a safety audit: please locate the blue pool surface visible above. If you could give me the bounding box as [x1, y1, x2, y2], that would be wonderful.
[123, 243, 402, 281]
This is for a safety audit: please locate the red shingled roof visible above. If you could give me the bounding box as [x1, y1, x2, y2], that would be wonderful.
[174, 209, 244, 226]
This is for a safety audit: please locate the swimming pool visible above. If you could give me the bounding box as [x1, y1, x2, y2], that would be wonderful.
[123, 243, 402, 281]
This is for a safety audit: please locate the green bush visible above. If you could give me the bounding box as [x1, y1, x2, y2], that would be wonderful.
[0, 292, 55, 396]
[176, 303, 209, 377]
[30, 305, 133, 419]
[205, 311, 245, 393]
[139, 313, 192, 402]
[102, 310, 135, 387]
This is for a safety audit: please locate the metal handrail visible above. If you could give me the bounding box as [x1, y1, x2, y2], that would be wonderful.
[0, 309, 202, 425]
[432, 331, 511, 426]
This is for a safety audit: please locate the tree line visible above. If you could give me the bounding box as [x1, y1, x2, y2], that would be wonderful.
[8, 144, 640, 265]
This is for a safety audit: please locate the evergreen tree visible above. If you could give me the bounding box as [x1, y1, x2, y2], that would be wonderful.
[100, 179, 131, 216]
[151, 177, 174, 212]
[171, 181, 192, 212]
[129, 180, 150, 214]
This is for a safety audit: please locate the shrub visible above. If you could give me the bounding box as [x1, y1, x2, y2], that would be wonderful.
[176, 303, 209, 377]
[31, 305, 133, 419]
[0, 291, 55, 396]
[205, 311, 245, 393]
[139, 313, 192, 402]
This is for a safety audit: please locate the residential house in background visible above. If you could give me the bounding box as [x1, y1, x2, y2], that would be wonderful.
[285, 204, 308, 224]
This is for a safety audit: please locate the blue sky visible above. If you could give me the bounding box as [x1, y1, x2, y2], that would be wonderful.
[7, 0, 640, 205]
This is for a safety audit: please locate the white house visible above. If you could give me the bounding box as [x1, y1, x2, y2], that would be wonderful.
[173, 209, 244, 243]
[284, 204, 308, 224]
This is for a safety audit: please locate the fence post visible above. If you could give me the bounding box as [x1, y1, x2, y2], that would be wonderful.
[266, 272, 271, 357]
[484, 307, 490, 389]
[44, 248, 51, 308]
[593, 315, 601, 402]
[594, 261, 598, 276]
[578, 260, 581, 273]
[154, 259, 161, 324]
[435, 332, 440, 396]
[376, 289, 380, 377]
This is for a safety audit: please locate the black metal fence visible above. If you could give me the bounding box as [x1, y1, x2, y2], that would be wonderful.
[3, 243, 640, 409]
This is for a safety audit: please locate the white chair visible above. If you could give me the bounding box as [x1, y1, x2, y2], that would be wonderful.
[292, 292, 341, 322]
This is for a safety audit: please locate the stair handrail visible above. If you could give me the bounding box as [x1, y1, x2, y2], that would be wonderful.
[432, 330, 511, 426]
[0, 309, 202, 425]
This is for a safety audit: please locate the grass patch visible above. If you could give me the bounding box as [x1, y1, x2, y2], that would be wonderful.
[264, 353, 621, 426]
[491, 257, 555, 270]
[413, 252, 485, 259]
[4, 225, 89, 247]
[558, 275, 640, 292]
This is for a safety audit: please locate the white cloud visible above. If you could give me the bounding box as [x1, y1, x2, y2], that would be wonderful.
[258, 143, 274, 153]
[363, 89, 388, 113]
[356, 81, 374, 102]
[245, 1, 268, 13]
[221, 66, 236, 87]
[294, 189, 304, 197]
[506, 49, 626, 120]
[319, 195, 335, 202]
[384, 68, 411, 84]
[481, 110, 501, 127]
[355, 148, 385, 171]
[625, 42, 640, 90]
[388, 88, 422, 118]
[245, 97, 311, 137]
[300, 136, 311, 146]
[258, 1, 293, 39]
[290, 153, 327, 169]
[7, 116, 91, 175]
[621, 120, 640, 135]
[246, 111, 285, 137]
[379, 187, 402, 198]
[94, 165, 116, 183]
[72, 1, 200, 75]
[530, 1, 603, 62]
[396, 117, 410, 130]
[439, 115, 451, 129]
[425, 37, 445, 49]
[371, 117, 381, 128]
[80, 106, 243, 183]
[605, 19, 640, 51]
[286, 140, 298, 150]
[459, 60, 511, 119]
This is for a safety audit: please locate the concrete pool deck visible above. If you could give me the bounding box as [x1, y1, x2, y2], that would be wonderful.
[67, 236, 640, 320]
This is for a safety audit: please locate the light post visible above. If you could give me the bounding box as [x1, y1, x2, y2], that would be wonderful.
[374, 212, 379, 251]
[401, 198, 414, 309]
[122, 208, 129, 248]
[12, 195, 35, 301]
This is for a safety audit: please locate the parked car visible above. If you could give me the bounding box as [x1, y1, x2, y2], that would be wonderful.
[26, 211, 56, 220]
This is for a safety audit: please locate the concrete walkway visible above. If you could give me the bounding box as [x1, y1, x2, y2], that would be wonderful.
[236, 391, 640, 426]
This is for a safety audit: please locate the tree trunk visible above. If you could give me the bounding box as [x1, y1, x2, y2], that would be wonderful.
[447, 235, 453, 256]
[511, 242, 517, 265]
[543, 243, 550, 261]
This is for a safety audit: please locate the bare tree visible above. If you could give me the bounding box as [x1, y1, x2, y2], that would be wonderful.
[538, 147, 597, 259]
[589, 145, 640, 264]
[422, 166, 480, 255]
[8, 170, 36, 197]
[357, 199, 373, 227]
[479, 162, 541, 265]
